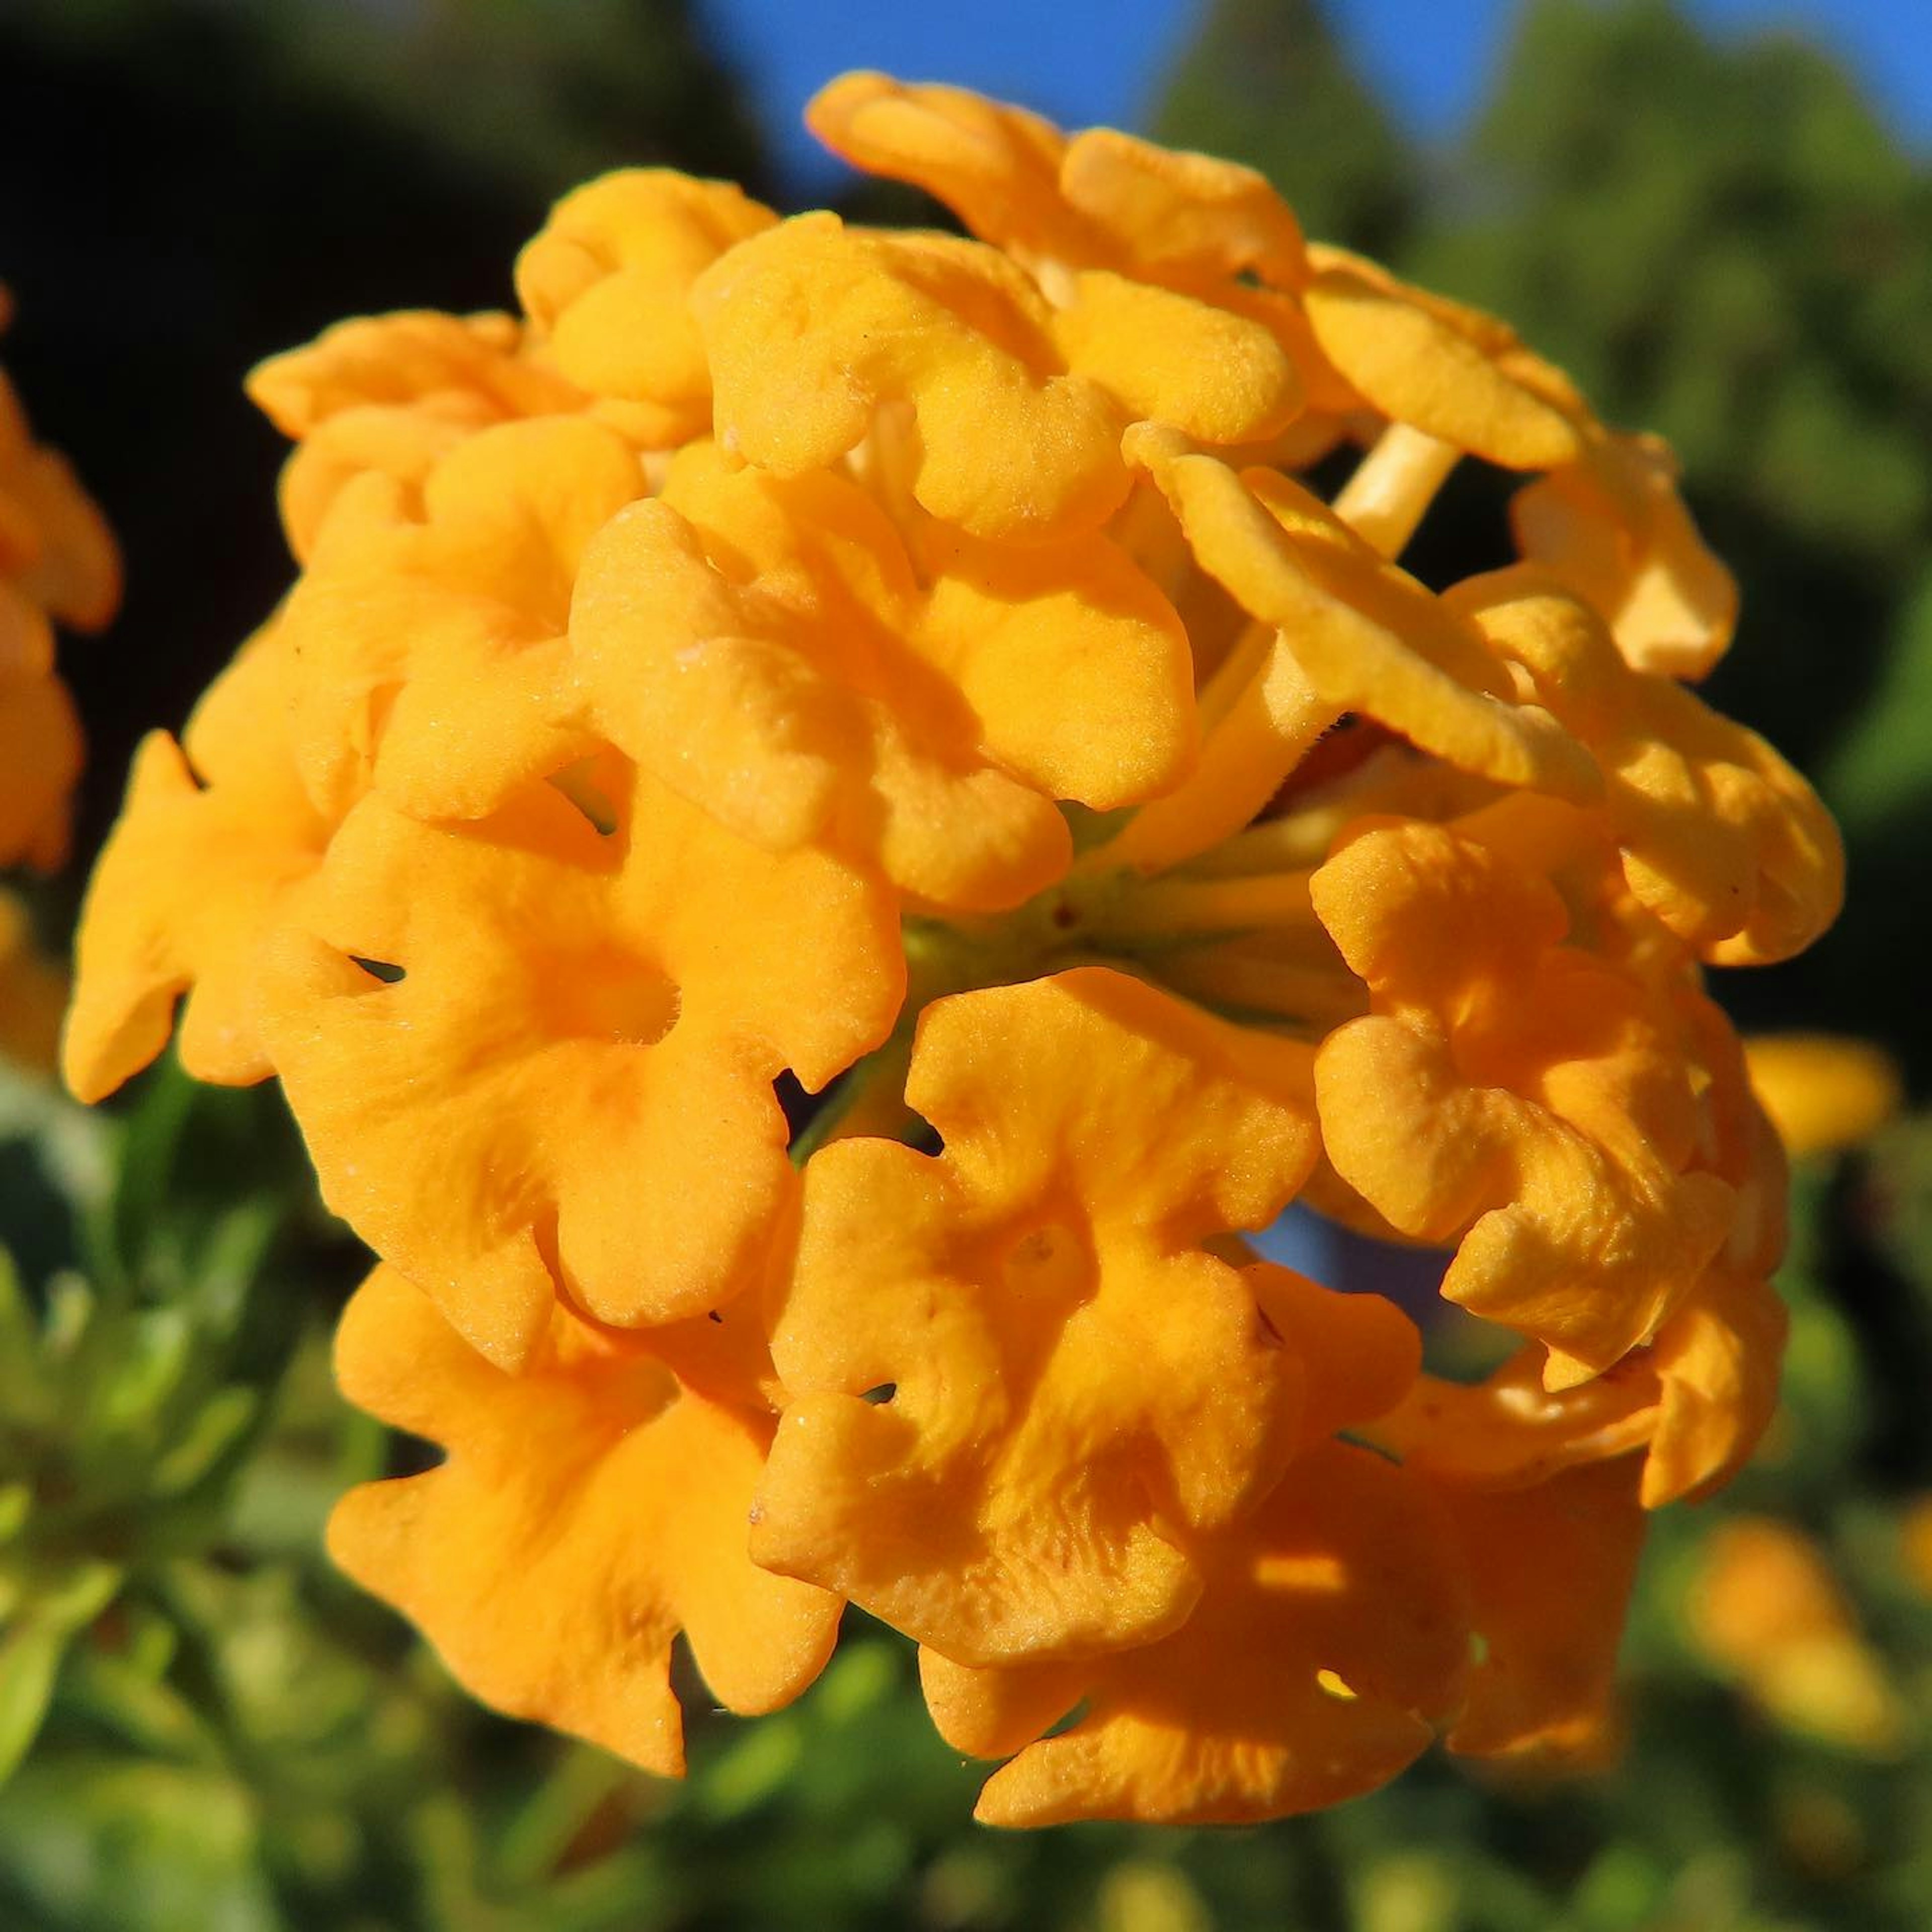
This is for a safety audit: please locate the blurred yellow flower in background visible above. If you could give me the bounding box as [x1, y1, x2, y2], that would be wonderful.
[1687, 1515, 1906, 1756]
[1745, 1032, 1904, 1159]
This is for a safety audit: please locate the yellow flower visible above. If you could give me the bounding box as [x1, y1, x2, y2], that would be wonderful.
[808, 72, 1307, 288]
[274, 414, 649, 822]
[1452, 572, 1842, 963]
[1431, 1457, 1648, 1763]
[59, 74, 1844, 1827]
[514, 170, 776, 446]
[1512, 430, 1738, 680]
[1298, 244, 1590, 471]
[246, 309, 584, 562]
[918, 1439, 1470, 1826]
[1112, 425, 1596, 872]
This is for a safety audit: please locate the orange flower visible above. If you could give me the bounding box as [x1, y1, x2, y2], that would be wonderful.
[1299, 245, 1590, 471]
[274, 415, 648, 822]
[1451, 571, 1843, 964]
[1433, 1457, 1647, 1763]
[1512, 430, 1738, 680]
[331, 1265, 838, 1776]
[918, 1440, 1469, 1826]
[755, 968, 1317, 1664]
[247, 310, 584, 562]
[64, 625, 332, 1099]
[1744, 1032, 1902, 1158]
[0, 299, 119, 871]
[257, 769, 901, 1367]
[0, 889, 66, 1073]
[808, 72, 1307, 288]
[1687, 1517, 1905, 1755]
[1107, 426, 1596, 872]
[1313, 819, 1737, 1383]
[804, 75, 1343, 428]
[513, 170, 776, 446]
[694, 214, 1301, 547]
[59, 74, 1843, 1828]
[569, 444, 1194, 910]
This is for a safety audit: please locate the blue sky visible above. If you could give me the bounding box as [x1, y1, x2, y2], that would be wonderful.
[699, 0, 1932, 197]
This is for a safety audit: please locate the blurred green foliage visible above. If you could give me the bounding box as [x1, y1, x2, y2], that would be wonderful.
[6, 1, 1932, 1926]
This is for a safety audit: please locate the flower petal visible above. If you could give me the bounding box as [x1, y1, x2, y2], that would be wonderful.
[330, 1266, 838, 1776]
[924, 1442, 1469, 1826]
[756, 968, 1318, 1664]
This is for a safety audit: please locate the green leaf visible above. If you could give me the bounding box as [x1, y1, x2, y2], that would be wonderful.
[150, 1388, 261, 1499]
[0, 1620, 67, 1786]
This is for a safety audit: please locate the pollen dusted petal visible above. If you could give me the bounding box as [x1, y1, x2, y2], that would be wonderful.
[922, 1443, 1470, 1826]
[257, 773, 902, 1367]
[1313, 821, 1738, 1376]
[756, 968, 1319, 1665]
[329, 1267, 839, 1777]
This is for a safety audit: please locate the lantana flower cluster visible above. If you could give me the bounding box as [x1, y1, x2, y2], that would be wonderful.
[1, 289, 119, 1067]
[65, 77, 1841, 1825]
